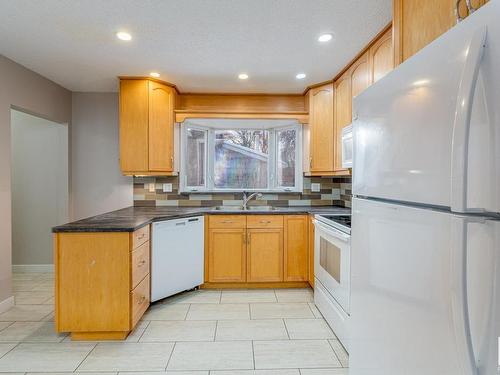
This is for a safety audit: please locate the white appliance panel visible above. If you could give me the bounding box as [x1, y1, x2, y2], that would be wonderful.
[151, 216, 204, 302]
[352, 2, 499, 214]
[350, 197, 499, 375]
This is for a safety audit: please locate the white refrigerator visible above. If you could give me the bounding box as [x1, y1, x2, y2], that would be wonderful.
[350, 2, 500, 375]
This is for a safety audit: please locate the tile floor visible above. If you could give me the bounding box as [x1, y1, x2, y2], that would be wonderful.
[0, 272, 349, 374]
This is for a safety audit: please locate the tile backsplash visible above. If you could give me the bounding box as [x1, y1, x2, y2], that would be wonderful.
[133, 176, 352, 208]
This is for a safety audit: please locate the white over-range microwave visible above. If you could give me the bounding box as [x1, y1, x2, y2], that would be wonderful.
[341, 124, 353, 169]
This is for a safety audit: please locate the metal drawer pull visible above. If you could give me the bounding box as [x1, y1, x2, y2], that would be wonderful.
[137, 260, 147, 267]
[137, 233, 146, 240]
[259, 220, 272, 224]
[221, 220, 234, 224]
[138, 296, 146, 304]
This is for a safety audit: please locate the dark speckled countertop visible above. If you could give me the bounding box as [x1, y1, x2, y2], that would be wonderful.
[52, 205, 350, 233]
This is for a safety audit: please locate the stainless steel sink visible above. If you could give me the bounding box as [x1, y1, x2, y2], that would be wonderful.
[246, 206, 278, 211]
[211, 206, 278, 211]
[212, 206, 244, 211]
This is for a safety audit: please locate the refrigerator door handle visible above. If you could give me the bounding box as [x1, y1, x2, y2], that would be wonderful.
[450, 26, 487, 213]
[450, 216, 483, 375]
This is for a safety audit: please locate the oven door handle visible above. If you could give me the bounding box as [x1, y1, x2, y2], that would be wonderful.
[313, 219, 351, 242]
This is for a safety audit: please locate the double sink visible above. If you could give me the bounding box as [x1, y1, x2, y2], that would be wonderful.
[211, 206, 279, 212]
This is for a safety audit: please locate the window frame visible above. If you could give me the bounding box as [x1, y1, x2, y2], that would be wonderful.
[180, 121, 303, 193]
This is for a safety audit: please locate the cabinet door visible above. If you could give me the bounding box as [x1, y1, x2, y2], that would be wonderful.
[247, 229, 284, 282]
[333, 71, 351, 171]
[284, 215, 308, 282]
[370, 29, 393, 84]
[393, 0, 456, 64]
[308, 215, 315, 287]
[208, 228, 246, 282]
[149, 81, 175, 172]
[309, 83, 334, 173]
[119, 79, 149, 173]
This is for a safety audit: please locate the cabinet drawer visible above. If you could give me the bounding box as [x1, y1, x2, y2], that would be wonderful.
[209, 215, 246, 229]
[247, 215, 283, 228]
[131, 241, 150, 289]
[131, 274, 150, 328]
[132, 225, 150, 249]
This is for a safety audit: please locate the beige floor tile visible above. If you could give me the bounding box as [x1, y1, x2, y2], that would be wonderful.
[164, 290, 221, 304]
[12, 280, 40, 291]
[308, 303, 323, 318]
[0, 343, 16, 358]
[284, 319, 335, 339]
[211, 371, 300, 375]
[0, 322, 13, 332]
[168, 341, 253, 371]
[0, 342, 95, 372]
[120, 372, 208, 375]
[0, 305, 53, 322]
[0, 321, 66, 342]
[12, 273, 43, 281]
[253, 340, 340, 369]
[216, 319, 288, 341]
[186, 304, 250, 320]
[300, 369, 349, 375]
[140, 320, 216, 342]
[27, 373, 117, 375]
[329, 340, 349, 367]
[250, 303, 314, 319]
[13, 291, 53, 305]
[77, 342, 174, 372]
[221, 290, 277, 303]
[275, 289, 313, 303]
[142, 303, 189, 321]
[42, 296, 55, 305]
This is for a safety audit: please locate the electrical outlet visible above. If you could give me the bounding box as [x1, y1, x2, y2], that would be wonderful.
[311, 183, 321, 192]
[148, 183, 156, 193]
[163, 183, 173, 193]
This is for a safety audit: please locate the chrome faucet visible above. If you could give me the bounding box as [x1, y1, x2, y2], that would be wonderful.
[242, 192, 263, 209]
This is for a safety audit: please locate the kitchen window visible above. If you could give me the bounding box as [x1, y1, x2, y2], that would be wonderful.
[180, 119, 302, 192]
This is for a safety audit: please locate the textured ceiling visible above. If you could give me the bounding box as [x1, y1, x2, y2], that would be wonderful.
[0, 0, 392, 93]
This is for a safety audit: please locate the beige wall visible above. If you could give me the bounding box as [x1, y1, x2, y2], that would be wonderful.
[71, 93, 132, 220]
[0, 55, 72, 303]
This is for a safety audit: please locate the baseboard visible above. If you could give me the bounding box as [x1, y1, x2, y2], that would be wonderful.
[12, 264, 54, 273]
[0, 296, 14, 314]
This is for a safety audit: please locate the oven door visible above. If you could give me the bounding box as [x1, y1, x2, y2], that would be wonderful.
[314, 219, 351, 314]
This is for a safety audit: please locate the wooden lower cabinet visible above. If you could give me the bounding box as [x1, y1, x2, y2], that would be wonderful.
[54, 226, 151, 341]
[247, 228, 284, 282]
[207, 228, 247, 282]
[205, 214, 309, 287]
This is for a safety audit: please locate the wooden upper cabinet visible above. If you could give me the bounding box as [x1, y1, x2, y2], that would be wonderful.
[148, 81, 175, 172]
[119, 78, 176, 175]
[370, 28, 394, 84]
[333, 71, 351, 172]
[309, 83, 335, 173]
[119, 79, 149, 173]
[393, 0, 488, 64]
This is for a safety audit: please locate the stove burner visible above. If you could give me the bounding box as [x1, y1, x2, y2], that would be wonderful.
[322, 215, 351, 228]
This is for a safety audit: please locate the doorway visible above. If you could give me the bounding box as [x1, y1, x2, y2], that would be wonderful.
[10, 109, 68, 272]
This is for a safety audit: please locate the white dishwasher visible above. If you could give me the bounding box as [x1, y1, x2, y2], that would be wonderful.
[151, 216, 204, 302]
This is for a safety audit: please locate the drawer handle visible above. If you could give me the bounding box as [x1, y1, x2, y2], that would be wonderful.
[221, 220, 234, 224]
[137, 260, 147, 267]
[137, 233, 146, 240]
[138, 296, 146, 304]
[259, 220, 272, 224]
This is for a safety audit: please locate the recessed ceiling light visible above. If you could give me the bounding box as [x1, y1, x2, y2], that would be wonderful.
[150, 72, 160, 78]
[318, 33, 333, 42]
[116, 31, 132, 41]
[238, 73, 249, 80]
[296, 73, 306, 79]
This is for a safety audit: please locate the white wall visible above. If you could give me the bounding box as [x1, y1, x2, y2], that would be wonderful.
[0, 55, 72, 306]
[11, 110, 68, 266]
[71, 92, 132, 219]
